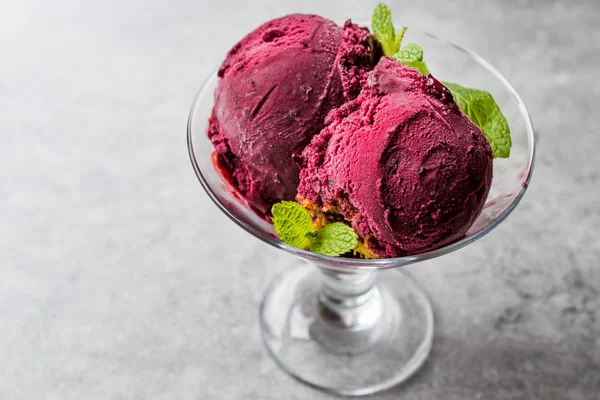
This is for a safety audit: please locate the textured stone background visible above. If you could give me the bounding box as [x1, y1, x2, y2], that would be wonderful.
[1, 0, 599, 399]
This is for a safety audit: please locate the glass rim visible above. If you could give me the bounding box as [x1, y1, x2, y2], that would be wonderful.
[187, 30, 536, 270]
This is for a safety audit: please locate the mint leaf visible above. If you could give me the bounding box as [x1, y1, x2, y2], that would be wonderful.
[272, 201, 313, 249]
[442, 82, 512, 158]
[308, 222, 358, 256]
[393, 26, 407, 54]
[372, 4, 408, 56]
[272, 202, 360, 256]
[397, 43, 423, 62]
[393, 43, 430, 74]
[372, 3, 397, 56]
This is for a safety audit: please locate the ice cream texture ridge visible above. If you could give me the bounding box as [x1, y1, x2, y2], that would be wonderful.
[207, 6, 507, 258]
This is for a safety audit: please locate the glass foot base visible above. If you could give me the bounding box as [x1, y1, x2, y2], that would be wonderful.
[259, 264, 434, 396]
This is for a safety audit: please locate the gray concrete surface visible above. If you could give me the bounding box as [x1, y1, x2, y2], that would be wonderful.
[1, 0, 599, 398]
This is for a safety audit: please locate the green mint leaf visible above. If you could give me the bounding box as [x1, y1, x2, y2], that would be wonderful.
[308, 222, 358, 256]
[372, 3, 396, 56]
[272, 202, 360, 256]
[397, 43, 423, 62]
[403, 60, 430, 74]
[393, 26, 407, 54]
[272, 201, 313, 249]
[372, 3, 394, 37]
[393, 43, 429, 74]
[442, 82, 512, 158]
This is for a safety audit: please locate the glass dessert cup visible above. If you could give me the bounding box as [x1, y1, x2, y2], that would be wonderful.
[188, 30, 535, 397]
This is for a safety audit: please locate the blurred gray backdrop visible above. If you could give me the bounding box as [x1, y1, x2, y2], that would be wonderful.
[0, 0, 599, 399]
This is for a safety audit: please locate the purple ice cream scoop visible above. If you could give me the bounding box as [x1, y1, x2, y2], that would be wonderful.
[208, 14, 377, 216]
[297, 58, 493, 257]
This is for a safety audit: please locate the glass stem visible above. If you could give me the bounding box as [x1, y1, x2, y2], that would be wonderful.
[316, 267, 383, 330]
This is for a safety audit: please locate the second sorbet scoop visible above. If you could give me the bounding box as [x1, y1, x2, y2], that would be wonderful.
[297, 58, 494, 257]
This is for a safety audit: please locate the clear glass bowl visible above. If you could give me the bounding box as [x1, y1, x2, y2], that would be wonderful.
[188, 30, 535, 397]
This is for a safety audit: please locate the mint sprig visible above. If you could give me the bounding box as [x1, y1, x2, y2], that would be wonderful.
[442, 83, 512, 158]
[372, 3, 406, 57]
[372, 3, 512, 158]
[272, 202, 358, 256]
[371, 5, 428, 74]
